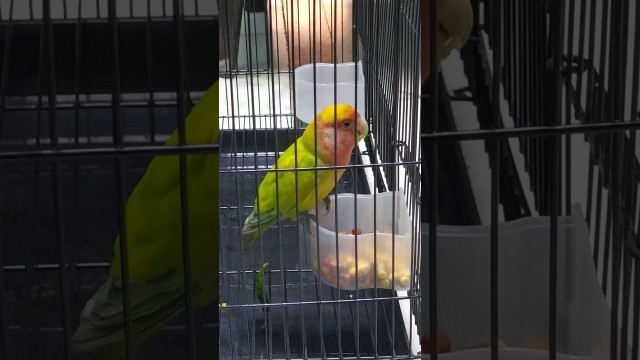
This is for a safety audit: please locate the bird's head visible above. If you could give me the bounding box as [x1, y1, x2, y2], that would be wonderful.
[316, 104, 368, 143]
[308, 104, 369, 165]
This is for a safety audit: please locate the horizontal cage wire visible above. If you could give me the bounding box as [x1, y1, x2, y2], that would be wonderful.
[420, 0, 640, 358]
[0, 0, 218, 359]
[218, 0, 421, 359]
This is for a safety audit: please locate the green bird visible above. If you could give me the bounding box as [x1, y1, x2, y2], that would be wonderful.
[241, 104, 368, 249]
[71, 81, 219, 359]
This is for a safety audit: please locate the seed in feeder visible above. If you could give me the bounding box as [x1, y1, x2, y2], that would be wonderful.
[357, 270, 368, 280]
[338, 259, 349, 272]
[351, 227, 362, 235]
[380, 279, 391, 288]
[376, 255, 389, 267]
[344, 257, 355, 268]
[358, 264, 371, 275]
[377, 270, 388, 281]
[322, 255, 333, 266]
[324, 270, 335, 282]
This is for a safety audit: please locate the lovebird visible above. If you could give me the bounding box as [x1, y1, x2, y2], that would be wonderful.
[241, 104, 368, 249]
[71, 81, 219, 359]
[421, 0, 474, 84]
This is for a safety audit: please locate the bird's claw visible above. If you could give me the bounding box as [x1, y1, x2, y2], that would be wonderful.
[306, 212, 319, 223]
[323, 196, 331, 215]
[303, 213, 318, 236]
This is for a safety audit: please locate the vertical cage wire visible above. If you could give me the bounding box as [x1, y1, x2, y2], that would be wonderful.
[219, 0, 421, 358]
[0, 0, 217, 359]
[422, 0, 640, 358]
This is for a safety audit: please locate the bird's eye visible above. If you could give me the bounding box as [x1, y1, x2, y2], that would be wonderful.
[343, 121, 351, 129]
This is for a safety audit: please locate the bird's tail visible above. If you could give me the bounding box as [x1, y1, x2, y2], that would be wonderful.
[241, 208, 279, 249]
[71, 275, 187, 358]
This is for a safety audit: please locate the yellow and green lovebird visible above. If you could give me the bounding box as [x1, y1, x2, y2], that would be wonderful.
[71, 81, 219, 359]
[241, 104, 368, 249]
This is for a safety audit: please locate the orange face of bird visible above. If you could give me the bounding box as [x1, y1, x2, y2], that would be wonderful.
[312, 104, 369, 165]
[317, 104, 368, 139]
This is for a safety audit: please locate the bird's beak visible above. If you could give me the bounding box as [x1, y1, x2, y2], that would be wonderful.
[356, 113, 368, 143]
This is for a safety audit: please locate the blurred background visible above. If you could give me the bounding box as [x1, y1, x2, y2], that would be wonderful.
[0, 0, 217, 359]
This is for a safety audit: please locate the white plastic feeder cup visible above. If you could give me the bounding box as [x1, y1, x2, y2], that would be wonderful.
[294, 62, 366, 124]
[302, 192, 413, 291]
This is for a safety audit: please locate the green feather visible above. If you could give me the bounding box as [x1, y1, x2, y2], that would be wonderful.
[254, 262, 270, 306]
[72, 81, 220, 357]
[254, 261, 270, 330]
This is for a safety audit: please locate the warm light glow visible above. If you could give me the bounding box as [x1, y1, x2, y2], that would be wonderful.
[268, 0, 354, 70]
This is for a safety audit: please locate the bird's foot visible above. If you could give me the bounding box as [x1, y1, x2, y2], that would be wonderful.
[302, 213, 319, 236]
[322, 196, 331, 215]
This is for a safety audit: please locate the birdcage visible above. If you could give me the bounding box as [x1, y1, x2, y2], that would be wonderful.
[420, 0, 640, 359]
[0, 1, 218, 359]
[219, 0, 421, 358]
